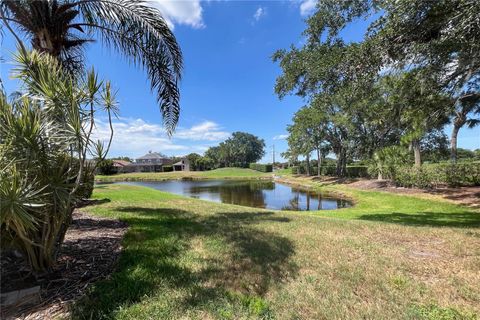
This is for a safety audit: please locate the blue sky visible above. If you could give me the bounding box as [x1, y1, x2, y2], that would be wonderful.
[1, 0, 478, 162]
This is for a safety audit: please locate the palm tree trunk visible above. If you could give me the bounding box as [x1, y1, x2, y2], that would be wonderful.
[33, 30, 58, 56]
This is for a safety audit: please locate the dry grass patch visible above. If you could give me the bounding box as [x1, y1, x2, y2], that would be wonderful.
[70, 184, 479, 319]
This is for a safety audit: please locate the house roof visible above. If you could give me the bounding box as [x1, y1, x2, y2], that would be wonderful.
[113, 160, 131, 167]
[173, 161, 184, 166]
[136, 152, 169, 160]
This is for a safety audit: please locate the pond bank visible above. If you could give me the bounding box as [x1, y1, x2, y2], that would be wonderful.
[95, 168, 273, 183]
[275, 174, 480, 210]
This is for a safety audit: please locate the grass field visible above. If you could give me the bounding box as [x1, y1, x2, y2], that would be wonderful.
[73, 180, 480, 319]
[95, 168, 272, 182]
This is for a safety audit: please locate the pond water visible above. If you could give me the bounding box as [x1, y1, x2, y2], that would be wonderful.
[117, 180, 352, 211]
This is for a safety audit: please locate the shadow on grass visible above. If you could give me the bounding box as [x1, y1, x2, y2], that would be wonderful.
[71, 207, 297, 319]
[76, 198, 111, 208]
[358, 211, 480, 228]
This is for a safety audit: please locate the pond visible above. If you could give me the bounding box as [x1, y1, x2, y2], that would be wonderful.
[117, 180, 352, 211]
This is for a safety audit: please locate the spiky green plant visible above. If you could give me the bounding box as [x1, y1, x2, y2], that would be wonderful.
[0, 48, 115, 270]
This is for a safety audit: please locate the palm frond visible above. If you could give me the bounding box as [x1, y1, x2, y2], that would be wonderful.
[74, 0, 182, 133]
[2, 0, 183, 133]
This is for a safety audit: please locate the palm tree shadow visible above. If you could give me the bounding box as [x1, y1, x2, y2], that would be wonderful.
[72, 206, 297, 319]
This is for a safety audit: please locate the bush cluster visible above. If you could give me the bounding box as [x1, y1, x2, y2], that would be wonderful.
[290, 165, 370, 178]
[345, 166, 370, 178]
[394, 162, 480, 188]
[163, 165, 174, 172]
[249, 163, 273, 172]
[97, 159, 115, 175]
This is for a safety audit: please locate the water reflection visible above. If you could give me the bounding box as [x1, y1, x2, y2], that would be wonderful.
[117, 180, 351, 211]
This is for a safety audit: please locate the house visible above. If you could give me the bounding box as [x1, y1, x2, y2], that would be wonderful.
[112, 160, 133, 173]
[173, 158, 190, 171]
[132, 151, 173, 172]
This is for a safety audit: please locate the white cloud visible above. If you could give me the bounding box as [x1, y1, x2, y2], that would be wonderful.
[273, 134, 289, 140]
[299, 0, 316, 16]
[92, 118, 229, 158]
[253, 7, 266, 22]
[175, 121, 230, 141]
[150, 0, 204, 29]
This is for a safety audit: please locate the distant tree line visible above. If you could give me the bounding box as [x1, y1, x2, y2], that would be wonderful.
[186, 132, 265, 170]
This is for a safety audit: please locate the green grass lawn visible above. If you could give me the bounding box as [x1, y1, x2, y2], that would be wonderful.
[96, 168, 272, 182]
[72, 180, 480, 319]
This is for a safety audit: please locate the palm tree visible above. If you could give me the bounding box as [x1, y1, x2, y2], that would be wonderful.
[0, 0, 182, 133]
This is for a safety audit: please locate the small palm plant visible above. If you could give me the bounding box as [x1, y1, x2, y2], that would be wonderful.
[0, 0, 182, 133]
[0, 48, 115, 270]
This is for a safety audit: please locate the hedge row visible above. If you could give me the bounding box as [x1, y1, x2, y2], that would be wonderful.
[163, 165, 173, 172]
[291, 165, 369, 178]
[394, 162, 480, 188]
[249, 163, 273, 172]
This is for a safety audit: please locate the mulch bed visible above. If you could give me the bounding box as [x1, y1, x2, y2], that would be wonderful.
[1, 210, 128, 319]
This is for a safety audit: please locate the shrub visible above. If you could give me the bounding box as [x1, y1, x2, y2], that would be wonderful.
[291, 165, 370, 178]
[321, 166, 337, 176]
[249, 163, 273, 172]
[0, 50, 116, 271]
[346, 166, 370, 178]
[394, 162, 480, 188]
[76, 163, 96, 199]
[97, 159, 115, 175]
[297, 163, 313, 175]
[368, 146, 411, 179]
[319, 165, 370, 178]
[163, 165, 173, 172]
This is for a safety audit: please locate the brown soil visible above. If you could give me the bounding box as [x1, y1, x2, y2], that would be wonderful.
[1, 210, 127, 319]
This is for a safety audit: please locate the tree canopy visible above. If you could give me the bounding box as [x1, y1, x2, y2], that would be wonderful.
[204, 132, 266, 168]
[274, 0, 480, 173]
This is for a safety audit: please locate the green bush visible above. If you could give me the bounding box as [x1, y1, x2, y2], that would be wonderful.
[346, 166, 370, 178]
[368, 146, 412, 179]
[249, 163, 273, 172]
[320, 165, 370, 178]
[297, 164, 313, 175]
[163, 165, 173, 172]
[321, 166, 337, 176]
[97, 159, 115, 175]
[77, 163, 95, 199]
[292, 165, 370, 178]
[394, 162, 480, 188]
